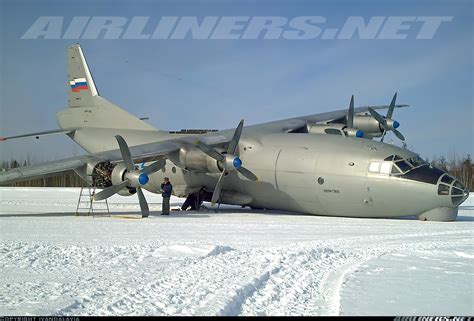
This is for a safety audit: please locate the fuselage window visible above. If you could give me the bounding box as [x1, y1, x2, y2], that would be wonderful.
[394, 155, 403, 161]
[369, 161, 380, 173]
[384, 155, 394, 161]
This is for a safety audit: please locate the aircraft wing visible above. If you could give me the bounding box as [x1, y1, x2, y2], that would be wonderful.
[246, 103, 409, 133]
[0, 134, 230, 185]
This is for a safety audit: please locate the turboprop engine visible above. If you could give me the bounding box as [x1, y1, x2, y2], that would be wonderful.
[109, 163, 140, 196]
[306, 123, 364, 138]
[172, 147, 223, 173]
[89, 135, 166, 217]
[346, 93, 405, 141]
[323, 93, 406, 142]
[306, 95, 364, 138]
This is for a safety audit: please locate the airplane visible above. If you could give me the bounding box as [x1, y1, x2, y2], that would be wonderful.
[0, 44, 469, 221]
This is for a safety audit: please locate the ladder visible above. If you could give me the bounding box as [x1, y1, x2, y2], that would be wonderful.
[76, 185, 110, 217]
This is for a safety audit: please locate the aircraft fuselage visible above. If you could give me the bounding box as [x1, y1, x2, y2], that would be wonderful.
[141, 133, 467, 221]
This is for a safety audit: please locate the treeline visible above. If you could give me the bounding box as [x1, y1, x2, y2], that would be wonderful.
[427, 154, 473, 191]
[1, 159, 83, 187]
[1, 155, 473, 191]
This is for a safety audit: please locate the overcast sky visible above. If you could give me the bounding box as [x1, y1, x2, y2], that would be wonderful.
[0, 0, 472, 163]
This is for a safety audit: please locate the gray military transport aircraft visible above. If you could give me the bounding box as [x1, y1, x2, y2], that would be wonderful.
[0, 45, 469, 221]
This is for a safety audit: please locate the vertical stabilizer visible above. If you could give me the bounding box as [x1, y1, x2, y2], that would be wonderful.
[68, 44, 99, 107]
[58, 44, 157, 132]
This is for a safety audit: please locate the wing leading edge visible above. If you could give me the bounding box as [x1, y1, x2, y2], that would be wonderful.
[1, 101, 408, 185]
[245, 103, 409, 134]
[0, 134, 230, 185]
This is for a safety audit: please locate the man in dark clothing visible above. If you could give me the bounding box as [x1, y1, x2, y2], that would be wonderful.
[160, 177, 173, 215]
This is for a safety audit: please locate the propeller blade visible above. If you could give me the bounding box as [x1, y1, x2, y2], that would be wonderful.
[380, 130, 387, 143]
[115, 135, 135, 172]
[211, 170, 227, 205]
[347, 95, 354, 128]
[142, 159, 166, 175]
[195, 141, 225, 162]
[387, 92, 397, 119]
[237, 166, 258, 181]
[368, 107, 386, 127]
[393, 129, 405, 141]
[93, 180, 129, 201]
[227, 119, 244, 155]
[136, 187, 150, 218]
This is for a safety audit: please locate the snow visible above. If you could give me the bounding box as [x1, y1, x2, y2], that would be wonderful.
[0, 187, 473, 316]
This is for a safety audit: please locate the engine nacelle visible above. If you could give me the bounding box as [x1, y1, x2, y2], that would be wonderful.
[307, 124, 344, 135]
[352, 115, 383, 134]
[343, 127, 364, 138]
[171, 147, 222, 173]
[307, 124, 363, 138]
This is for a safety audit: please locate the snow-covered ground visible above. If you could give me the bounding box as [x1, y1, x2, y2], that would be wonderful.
[0, 187, 472, 316]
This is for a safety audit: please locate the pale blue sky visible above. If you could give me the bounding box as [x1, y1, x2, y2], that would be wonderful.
[0, 0, 472, 163]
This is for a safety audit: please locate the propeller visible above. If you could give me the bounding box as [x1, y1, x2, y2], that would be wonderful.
[345, 95, 364, 138]
[195, 119, 258, 205]
[368, 93, 405, 142]
[93, 135, 166, 217]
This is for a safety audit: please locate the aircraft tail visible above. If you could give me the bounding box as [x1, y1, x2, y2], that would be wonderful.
[57, 44, 156, 131]
[67, 44, 99, 108]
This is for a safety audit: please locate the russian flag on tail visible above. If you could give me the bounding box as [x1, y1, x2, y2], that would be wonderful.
[70, 78, 88, 92]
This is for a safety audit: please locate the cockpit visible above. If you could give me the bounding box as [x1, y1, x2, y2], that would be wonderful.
[368, 154, 431, 177]
[368, 154, 469, 206]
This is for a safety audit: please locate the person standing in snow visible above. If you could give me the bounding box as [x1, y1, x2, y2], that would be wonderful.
[160, 177, 173, 215]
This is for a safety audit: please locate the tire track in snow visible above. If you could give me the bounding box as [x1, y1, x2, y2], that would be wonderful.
[238, 232, 473, 316]
[1, 230, 471, 316]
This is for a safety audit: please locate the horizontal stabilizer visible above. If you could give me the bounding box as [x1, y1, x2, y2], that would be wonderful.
[0, 129, 75, 142]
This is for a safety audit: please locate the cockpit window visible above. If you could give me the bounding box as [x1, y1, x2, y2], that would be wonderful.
[402, 166, 445, 185]
[395, 160, 411, 173]
[369, 161, 380, 173]
[438, 184, 450, 195]
[441, 175, 454, 184]
[370, 156, 415, 176]
[407, 155, 427, 168]
[380, 161, 392, 174]
[374, 155, 445, 184]
[453, 180, 464, 190]
[391, 165, 401, 174]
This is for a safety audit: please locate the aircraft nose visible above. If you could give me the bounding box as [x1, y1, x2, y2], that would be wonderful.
[437, 174, 469, 206]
